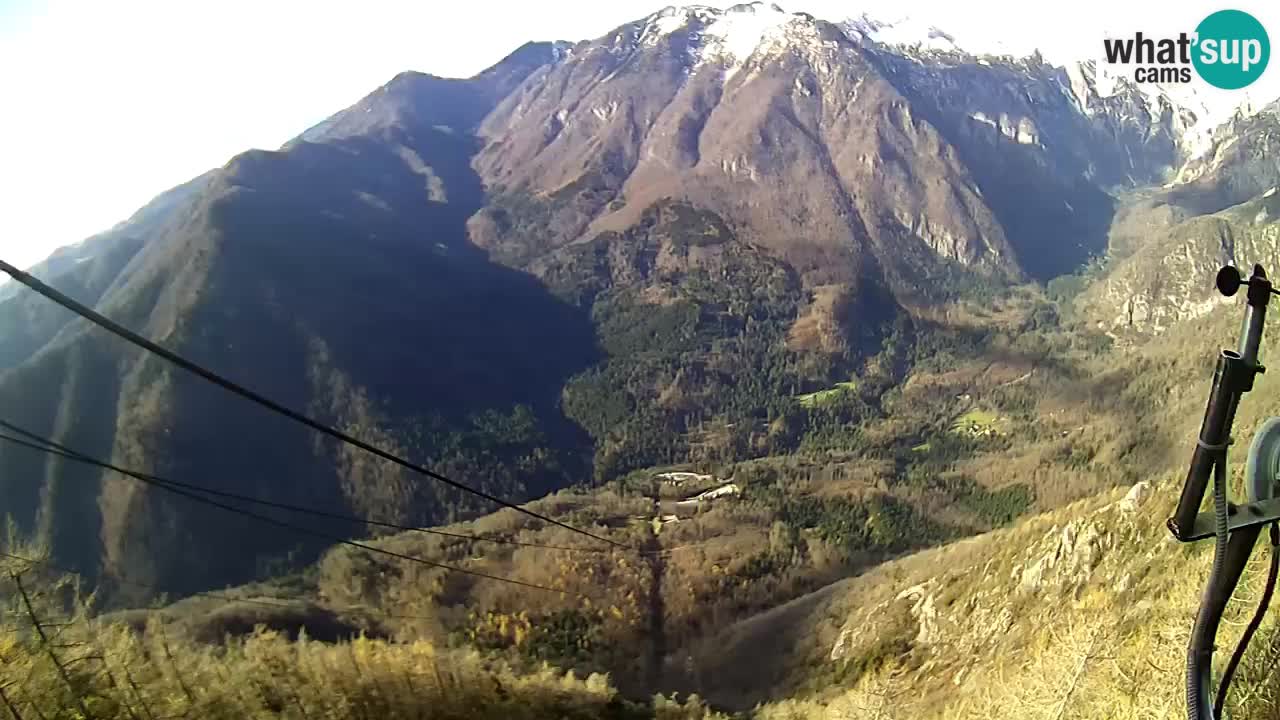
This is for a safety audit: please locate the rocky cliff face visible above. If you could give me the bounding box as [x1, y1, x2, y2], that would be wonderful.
[470, 3, 1200, 288]
[864, 51, 1192, 280]
[470, 3, 1017, 293]
[1082, 186, 1280, 337]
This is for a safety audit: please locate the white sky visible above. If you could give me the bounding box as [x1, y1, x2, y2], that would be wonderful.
[1, 0, 1278, 271]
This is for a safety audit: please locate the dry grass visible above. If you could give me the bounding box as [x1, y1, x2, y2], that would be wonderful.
[0, 552, 723, 720]
[731, 475, 1280, 719]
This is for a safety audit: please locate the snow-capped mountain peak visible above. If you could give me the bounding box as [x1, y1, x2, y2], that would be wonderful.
[621, 3, 1267, 170]
[638, 5, 716, 44]
[840, 12, 1049, 61]
[703, 2, 796, 60]
[1063, 58, 1268, 163]
[631, 3, 823, 79]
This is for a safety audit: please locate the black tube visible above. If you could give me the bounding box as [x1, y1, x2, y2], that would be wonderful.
[1173, 356, 1238, 538]
[1186, 461, 1263, 720]
[1213, 523, 1280, 719]
[1189, 456, 1231, 719]
[1174, 268, 1268, 539]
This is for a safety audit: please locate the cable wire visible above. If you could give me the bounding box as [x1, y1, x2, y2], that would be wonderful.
[0, 419, 596, 555]
[0, 257, 630, 551]
[0, 431, 588, 598]
[0, 421, 702, 561]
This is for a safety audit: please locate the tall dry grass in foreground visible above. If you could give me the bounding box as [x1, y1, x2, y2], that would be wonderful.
[0, 555, 720, 720]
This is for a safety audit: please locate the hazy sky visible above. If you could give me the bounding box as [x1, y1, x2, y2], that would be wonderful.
[1, 0, 1278, 270]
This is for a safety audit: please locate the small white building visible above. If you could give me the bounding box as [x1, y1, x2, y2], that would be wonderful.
[655, 471, 714, 485]
[674, 483, 741, 509]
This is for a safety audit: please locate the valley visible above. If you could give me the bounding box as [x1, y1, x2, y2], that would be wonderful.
[3, 2, 1280, 718]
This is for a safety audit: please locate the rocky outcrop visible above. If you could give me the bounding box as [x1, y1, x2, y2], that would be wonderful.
[1016, 518, 1108, 595]
[828, 481, 1157, 672]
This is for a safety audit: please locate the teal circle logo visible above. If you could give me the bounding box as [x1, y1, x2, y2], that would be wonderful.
[1192, 10, 1270, 89]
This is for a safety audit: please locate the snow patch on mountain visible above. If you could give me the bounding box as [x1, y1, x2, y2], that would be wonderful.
[1070, 60, 1218, 157]
[649, 6, 695, 37]
[639, 5, 715, 46]
[631, 3, 1265, 168]
[842, 14, 959, 54]
[843, 12, 1267, 165]
[842, 12, 1066, 64]
[635, 3, 821, 80]
[1068, 49, 1280, 163]
[703, 2, 793, 61]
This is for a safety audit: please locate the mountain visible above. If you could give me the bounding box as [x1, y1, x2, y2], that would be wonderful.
[469, 3, 1194, 286]
[0, 3, 1244, 601]
[1167, 100, 1280, 213]
[0, 43, 593, 598]
[1081, 185, 1280, 336]
[472, 3, 1015, 287]
[295, 41, 573, 146]
[1078, 105, 1280, 336]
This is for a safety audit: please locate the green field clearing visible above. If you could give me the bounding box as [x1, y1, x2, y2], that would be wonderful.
[950, 408, 1003, 435]
[795, 381, 858, 408]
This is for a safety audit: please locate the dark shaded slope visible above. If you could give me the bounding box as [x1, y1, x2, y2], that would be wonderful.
[0, 57, 596, 598]
[0, 332, 125, 575]
[866, 53, 1183, 280]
